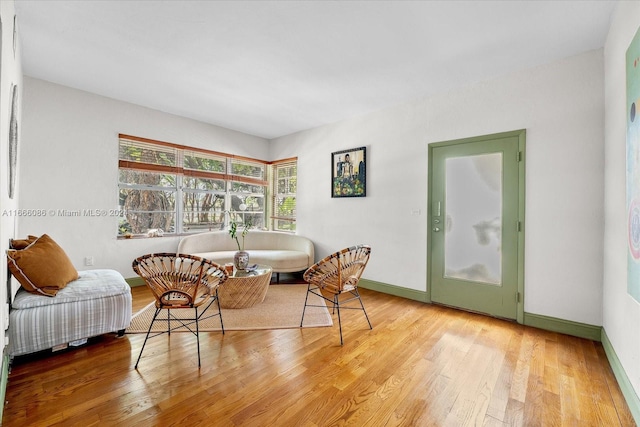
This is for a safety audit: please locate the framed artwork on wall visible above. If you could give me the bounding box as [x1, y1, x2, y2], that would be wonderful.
[331, 146, 366, 198]
[627, 26, 640, 302]
[8, 83, 17, 199]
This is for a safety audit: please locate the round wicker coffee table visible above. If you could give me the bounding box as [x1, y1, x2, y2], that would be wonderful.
[218, 265, 272, 309]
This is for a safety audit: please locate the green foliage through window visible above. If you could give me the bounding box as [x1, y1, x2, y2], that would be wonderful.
[118, 135, 269, 236]
[272, 161, 297, 232]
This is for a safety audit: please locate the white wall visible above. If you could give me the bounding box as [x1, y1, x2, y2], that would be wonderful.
[0, 0, 21, 342]
[18, 77, 269, 278]
[271, 49, 605, 325]
[603, 0, 640, 402]
[18, 31, 606, 326]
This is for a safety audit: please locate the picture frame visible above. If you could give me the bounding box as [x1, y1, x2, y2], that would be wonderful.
[8, 83, 18, 199]
[626, 26, 640, 302]
[331, 146, 366, 198]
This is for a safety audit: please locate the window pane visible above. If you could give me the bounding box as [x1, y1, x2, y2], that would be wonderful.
[119, 139, 177, 166]
[118, 189, 176, 235]
[245, 212, 265, 229]
[231, 160, 265, 180]
[277, 164, 296, 177]
[184, 151, 226, 173]
[275, 219, 296, 232]
[183, 191, 226, 232]
[229, 194, 264, 229]
[183, 176, 225, 191]
[277, 177, 297, 194]
[275, 196, 296, 218]
[445, 153, 502, 285]
[228, 211, 264, 229]
[277, 162, 297, 191]
[230, 194, 264, 212]
[119, 170, 176, 188]
[272, 161, 297, 232]
[231, 181, 265, 194]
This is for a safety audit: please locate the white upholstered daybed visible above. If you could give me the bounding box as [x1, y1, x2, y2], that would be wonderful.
[8, 269, 132, 357]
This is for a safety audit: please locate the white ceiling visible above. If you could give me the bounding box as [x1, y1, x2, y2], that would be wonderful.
[14, 1, 616, 139]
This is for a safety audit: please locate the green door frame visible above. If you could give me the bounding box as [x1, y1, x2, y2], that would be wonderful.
[426, 129, 526, 324]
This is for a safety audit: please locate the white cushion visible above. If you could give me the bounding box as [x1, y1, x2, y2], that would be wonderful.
[12, 269, 130, 309]
[193, 250, 310, 272]
[178, 230, 315, 273]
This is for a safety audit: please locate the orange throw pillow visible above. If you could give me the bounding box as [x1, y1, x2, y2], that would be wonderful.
[9, 235, 38, 250]
[7, 234, 79, 297]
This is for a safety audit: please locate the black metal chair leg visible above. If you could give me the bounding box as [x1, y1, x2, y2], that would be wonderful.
[356, 291, 373, 329]
[335, 294, 343, 346]
[216, 289, 225, 334]
[300, 283, 312, 327]
[195, 306, 201, 367]
[135, 306, 161, 369]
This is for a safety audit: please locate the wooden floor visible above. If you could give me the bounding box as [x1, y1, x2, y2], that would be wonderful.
[2, 277, 636, 426]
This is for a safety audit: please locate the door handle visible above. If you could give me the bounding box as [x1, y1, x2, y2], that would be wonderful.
[433, 201, 441, 217]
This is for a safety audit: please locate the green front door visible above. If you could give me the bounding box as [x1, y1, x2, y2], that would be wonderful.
[428, 130, 525, 321]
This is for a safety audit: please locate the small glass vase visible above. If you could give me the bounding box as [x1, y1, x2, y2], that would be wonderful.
[234, 250, 250, 271]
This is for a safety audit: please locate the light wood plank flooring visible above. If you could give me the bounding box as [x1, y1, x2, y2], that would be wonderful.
[2, 280, 636, 426]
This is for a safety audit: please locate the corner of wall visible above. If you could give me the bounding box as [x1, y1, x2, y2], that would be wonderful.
[601, 328, 640, 424]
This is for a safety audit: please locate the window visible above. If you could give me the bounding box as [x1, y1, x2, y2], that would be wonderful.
[118, 135, 268, 236]
[271, 159, 297, 232]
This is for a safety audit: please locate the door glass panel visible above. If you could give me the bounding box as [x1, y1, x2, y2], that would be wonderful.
[444, 153, 502, 285]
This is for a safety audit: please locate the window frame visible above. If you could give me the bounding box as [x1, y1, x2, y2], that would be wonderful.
[270, 158, 298, 232]
[118, 134, 271, 237]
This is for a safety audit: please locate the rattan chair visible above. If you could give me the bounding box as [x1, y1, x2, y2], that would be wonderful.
[131, 253, 228, 368]
[300, 244, 372, 345]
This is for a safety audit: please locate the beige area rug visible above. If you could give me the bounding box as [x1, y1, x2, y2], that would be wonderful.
[126, 284, 332, 333]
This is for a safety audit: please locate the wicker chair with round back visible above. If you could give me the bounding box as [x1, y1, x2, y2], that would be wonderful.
[131, 253, 228, 368]
[300, 244, 372, 345]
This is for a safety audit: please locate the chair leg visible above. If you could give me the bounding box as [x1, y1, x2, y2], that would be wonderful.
[216, 289, 225, 334]
[135, 306, 162, 369]
[335, 294, 344, 346]
[356, 289, 373, 330]
[195, 306, 201, 367]
[300, 283, 312, 327]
